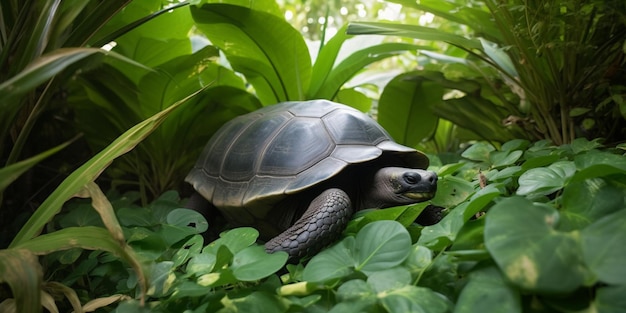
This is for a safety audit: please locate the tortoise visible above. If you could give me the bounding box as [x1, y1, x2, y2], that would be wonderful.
[185, 100, 438, 259]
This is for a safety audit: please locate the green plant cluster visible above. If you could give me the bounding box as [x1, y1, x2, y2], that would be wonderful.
[5, 139, 623, 312]
[350, 0, 626, 146]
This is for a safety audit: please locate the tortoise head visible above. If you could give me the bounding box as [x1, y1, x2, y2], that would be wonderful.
[362, 167, 437, 209]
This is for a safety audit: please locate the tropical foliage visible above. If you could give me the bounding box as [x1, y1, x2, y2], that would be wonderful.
[349, 0, 626, 147]
[1, 0, 625, 312]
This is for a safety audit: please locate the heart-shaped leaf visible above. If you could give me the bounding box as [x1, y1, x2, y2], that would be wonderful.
[355, 220, 412, 274]
[485, 197, 589, 293]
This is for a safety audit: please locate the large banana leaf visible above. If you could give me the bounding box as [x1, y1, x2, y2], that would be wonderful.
[191, 1, 312, 104]
[313, 42, 435, 100]
[378, 72, 442, 147]
[100, 1, 195, 83]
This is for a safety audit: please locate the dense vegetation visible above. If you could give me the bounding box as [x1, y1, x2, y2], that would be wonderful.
[1, 0, 625, 312]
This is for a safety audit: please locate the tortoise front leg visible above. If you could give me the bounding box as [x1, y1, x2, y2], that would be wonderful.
[265, 188, 353, 260]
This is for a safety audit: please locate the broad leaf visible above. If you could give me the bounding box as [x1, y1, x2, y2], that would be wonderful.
[517, 161, 576, 196]
[455, 265, 521, 313]
[203, 227, 259, 255]
[595, 285, 626, 313]
[231, 246, 288, 281]
[367, 267, 411, 293]
[573, 151, 626, 182]
[560, 178, 626, 230]
[302, 237, 356, 283]
[462, 142, 496, 163]
[378, 72, 441, 147]
[485, 197, 589, 293]
[314, 43, 432, 100]
[379, 285, 451, 313]
[581, 209, 626, 285]
[355, 220, 412, 274]
[191, 2, 311, 104]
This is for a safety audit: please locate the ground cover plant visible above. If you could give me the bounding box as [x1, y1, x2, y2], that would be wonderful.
[3, 138, 624, 312]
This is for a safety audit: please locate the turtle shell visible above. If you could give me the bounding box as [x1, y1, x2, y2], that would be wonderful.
[185, 100, 429, 225]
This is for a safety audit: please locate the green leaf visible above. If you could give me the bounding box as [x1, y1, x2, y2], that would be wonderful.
[419, 185, 499, 249]
[501, 139, 530, 152]
[516, 161, 576, 196]
[172, 235, 204, 268]
[0, 137, 74, 193]
[573, 151, 626, 182]
[302, 237, 356, 282]
[404, 244, 433, 278]
[0, 249, 42, 313]
[417, 253, 457, 298]
[434, 96, 518, 142]
[146, 261, 175, 297]
[560, 178, 626, 230]
[0, 48, 148, 106]
[367, 267, 411, 293]
[158, 224, 199, 246]
[347, 22, 481, 51]
[581, 209, 626, 285]
[333, 88, 371, 112]
[567, 138, 603, 155]
[487, 166, 523, 182]
[220, 291, 287, 313]
[186, 252, 217, 276]
[595, 285, 626, 313]
[378, 72, 441, 147]
[462, 142, 496, 163]
[489, 150, 523, 168]
[314, 43, 431, 100]
[14, 226, 127, 256]
[485, 197, 589, 293]
[203, 227, 259, 255]
[191, 2, 311, 104]
[430, 175, 475, 208]
[332, 280, 376, 313]
[74, 182, 126, 243]
[379, 285, 451, 313]
[386, 0, 499, 40]
[98, 2, 193, 68]
[309, 24, 351, 98]
[455, 265, 521, 313]
[479, 38, 518, 78]
[355, 220, 412, 274]
[348, 204, 428, 236]
[166, 208, 209, 233]
[231, 245, 288, 281]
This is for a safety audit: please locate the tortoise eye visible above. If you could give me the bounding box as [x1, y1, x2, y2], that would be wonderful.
[403, 172, 421, 184]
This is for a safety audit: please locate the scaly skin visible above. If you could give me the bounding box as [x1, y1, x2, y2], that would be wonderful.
[264, 188, 352, 259]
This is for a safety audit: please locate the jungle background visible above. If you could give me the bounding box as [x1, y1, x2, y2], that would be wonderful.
[1, 0, 626, 312]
